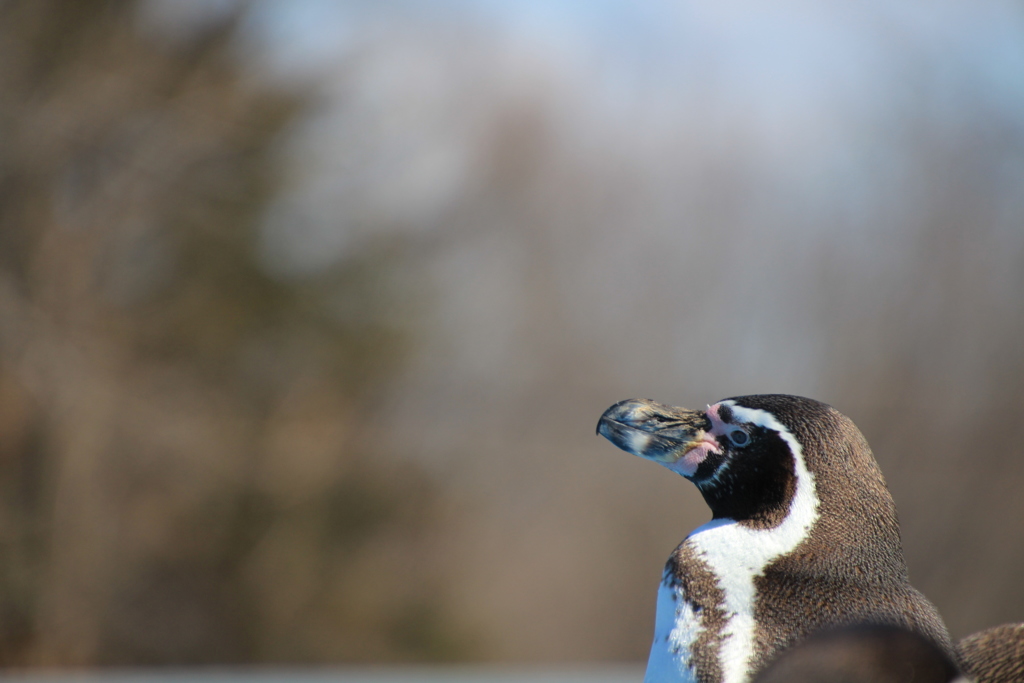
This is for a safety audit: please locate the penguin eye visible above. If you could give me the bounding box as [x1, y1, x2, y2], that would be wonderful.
[727, 428, 750, 447]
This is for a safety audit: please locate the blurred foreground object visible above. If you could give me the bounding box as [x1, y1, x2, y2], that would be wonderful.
[0, 0, 464, 667]
[752, 624, 961, 683]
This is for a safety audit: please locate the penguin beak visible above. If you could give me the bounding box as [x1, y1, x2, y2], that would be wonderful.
[597, 398, 712, 464]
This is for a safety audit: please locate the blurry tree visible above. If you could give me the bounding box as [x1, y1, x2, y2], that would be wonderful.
[3, 0, 1022, 668]
[0, 0, 468, 666]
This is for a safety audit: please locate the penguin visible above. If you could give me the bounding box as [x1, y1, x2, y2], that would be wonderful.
[597, 394, 955, 683]
[958, 623, 1024, 683]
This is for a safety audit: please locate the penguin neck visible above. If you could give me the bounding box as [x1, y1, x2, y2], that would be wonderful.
[680, 447, 821, 683]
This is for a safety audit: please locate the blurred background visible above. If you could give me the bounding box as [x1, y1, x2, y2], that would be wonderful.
[1, 0, 1024, 671]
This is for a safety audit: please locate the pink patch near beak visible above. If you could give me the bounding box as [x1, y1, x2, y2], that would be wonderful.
[669, 403, 726, 478]
[673, 438, 721, 477]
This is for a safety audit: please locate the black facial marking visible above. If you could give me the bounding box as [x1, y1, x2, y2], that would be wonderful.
[693, 448, 729, 481]
[695, 425, 797, 529]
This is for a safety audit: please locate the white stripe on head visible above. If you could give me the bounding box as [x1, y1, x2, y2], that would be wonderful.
[687, 400, 820, 683]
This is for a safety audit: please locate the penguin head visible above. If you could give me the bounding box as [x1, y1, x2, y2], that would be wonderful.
[597, 394, 864, 527]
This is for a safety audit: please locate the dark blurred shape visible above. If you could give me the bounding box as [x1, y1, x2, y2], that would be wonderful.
[959, 623, 1024, 683]
[0, 0, 468, 667]
[753, 623, 961, 683]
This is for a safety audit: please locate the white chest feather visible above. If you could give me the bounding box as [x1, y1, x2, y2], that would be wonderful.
[645, 404, 820, 683]
[645, 580, 700, 683]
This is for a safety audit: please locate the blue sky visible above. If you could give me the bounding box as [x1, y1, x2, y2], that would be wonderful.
[237, 0, 1024, 121]
[221, 0, 1024, 277]
[143, 0, 1024, 120]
